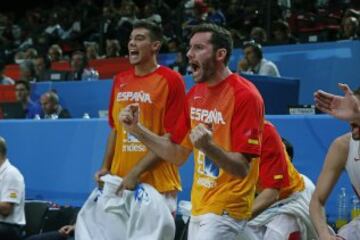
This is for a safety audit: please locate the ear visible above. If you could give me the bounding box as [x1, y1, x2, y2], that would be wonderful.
[151, 41, 161, 53]
[216, 48, 227, 62]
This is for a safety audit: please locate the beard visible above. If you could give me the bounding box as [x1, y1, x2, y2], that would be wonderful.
[197, 55, 217, 83]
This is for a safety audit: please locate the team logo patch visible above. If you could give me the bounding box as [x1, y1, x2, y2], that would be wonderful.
[9, 192, 17, 199]
[248, 139, 259, 145]
[274, 174, 283, 180]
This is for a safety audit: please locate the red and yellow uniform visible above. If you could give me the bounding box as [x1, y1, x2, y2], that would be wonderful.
[171, 74, 264, 220]
[108, 66, 186, 193]
[258, 121, 304, 199]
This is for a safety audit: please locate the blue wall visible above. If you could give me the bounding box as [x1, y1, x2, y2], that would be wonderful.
[161, 41, 360, 104]
[0, 116, 352, 222]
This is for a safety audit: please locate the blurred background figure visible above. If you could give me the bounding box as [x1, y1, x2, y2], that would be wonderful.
[340, 16, 359, 40]
[249, 27, 268, 45]
[19, 60, 37, 82]
[0, 60, 15, 85]
[105, 39, 121, 58]
[14, 80, 42, 119]
[40, 91, 71, 119]
[66, 51, 98, 81]
[238, 41, 280, 77]
[48, 44, 63, 62]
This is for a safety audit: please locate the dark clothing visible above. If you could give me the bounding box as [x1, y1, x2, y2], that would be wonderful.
[25, 100, 43, 119]
[26, 231, 74, 240]
[42, 107, 71, 119]
[0, 222, 23, 240]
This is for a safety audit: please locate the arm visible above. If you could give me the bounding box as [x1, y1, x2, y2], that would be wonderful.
[309, 134, 350, 240]
[95, 129, 116, 182]
[314, 83, 360, 124]
[59, 224, 75, 236]
[252, 188, 280, 218]
[190, 124, 252, 178]
[120, 104, 191, 166]
[0, 202, 14, 217]
[117, 150, 162, 191]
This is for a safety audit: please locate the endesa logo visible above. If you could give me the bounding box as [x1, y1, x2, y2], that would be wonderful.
[190, 107, 226, 125]
[117, 91, 152, 103]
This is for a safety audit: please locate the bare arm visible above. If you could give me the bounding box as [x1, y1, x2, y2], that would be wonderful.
[0, 202, 14, 217]
[310, 134, 350, 240]
[190, 124, 252, 178]
[251, 188, 280, 218]
[95, 129, 117, 182]
[117, 151, 163, 191]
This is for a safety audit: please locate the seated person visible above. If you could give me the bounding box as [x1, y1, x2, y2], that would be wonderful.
[40, 91, 71, 119]
[237, 41, 280, 77]
[310, 88, 360, 240]
[0, 60, 15, 85]
[26, 224, 75, 240]
[65, 51, 98, 81]
[15, 80, 42, 119]
[248, 121, 317, 239]
[0, 137, 25, 240]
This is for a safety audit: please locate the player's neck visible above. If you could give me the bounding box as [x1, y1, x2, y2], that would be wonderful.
[206, 66, 232, 87]
[134, 59, 159, 77]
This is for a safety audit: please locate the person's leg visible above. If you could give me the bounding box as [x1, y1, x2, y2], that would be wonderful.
[0, 223, 22, 240]
[264, 214, 300, 240]
[337, 218, 360, 240]
[25, 231, 67, 240]
[187, 213, 250, 240]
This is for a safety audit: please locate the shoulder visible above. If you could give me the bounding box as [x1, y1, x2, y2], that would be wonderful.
[4, 164, 24, 183]
[333, 133, 351, 151]
[157, 66, 184, 83]
[228, 74, 263, 103]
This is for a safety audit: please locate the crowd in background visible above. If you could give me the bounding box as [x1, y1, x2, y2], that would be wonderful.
[0, 0, 359, 66]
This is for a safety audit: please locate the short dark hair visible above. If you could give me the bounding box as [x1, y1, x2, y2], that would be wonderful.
[243, 41, 263, 59]
[190, 23, 233, 65]
[132, 19, 163, 42]
[0, 137, 7, 157]
[281, 137, 294, 161]
[15, 80, 31, 91]
[71, 50, 88, 67]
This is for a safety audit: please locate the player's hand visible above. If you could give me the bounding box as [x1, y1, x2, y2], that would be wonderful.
[119, 103, 140, 133]
[238, 58, 249, 72]
[95, 168, 109, 186]
[58, 224, 75, 236]
[314, 83, 360, 122]
[190, 123, 213, 150]
[116, 171, 139, 195]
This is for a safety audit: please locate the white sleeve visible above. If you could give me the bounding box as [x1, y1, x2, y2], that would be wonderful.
[0, 171, 24, 204]
[260, 62, 280, 77]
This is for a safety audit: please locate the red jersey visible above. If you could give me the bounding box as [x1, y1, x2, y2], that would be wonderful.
[258, 121, 304, 199]
[171, 73, 265, 220]
[108, 66, 186, 193]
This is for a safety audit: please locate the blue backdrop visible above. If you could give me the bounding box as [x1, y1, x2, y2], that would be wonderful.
[0, 116, 351, 222]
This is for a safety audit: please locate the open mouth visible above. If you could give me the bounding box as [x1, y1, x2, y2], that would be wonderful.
[129, 50, 139, 58]
[189, 62, 200, 75]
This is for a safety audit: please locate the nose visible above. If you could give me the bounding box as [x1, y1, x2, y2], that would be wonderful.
[186, 47, 193, 60]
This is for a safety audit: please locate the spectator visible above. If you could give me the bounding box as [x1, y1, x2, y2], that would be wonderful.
[238, 41, 280, 77]
[340, 16, 359, 40]
[144, 4, 162, 26]
[15, 80, 42, 119]
[40, 91, 71, 119]
[105, 39, 121, 58]
[84, 42, 100, 60]
[249, 27, 268, 45]
[34, 55, 52, 81]
[271, 20, 298, 45]
[66, 51, 98, 81]
[0, 60, 15, 85]
[19, 60, 37, 82]
[206, 0, 226, 26]
[168, 51, 188, 75]
[0, 136, 25, 240]
[48, 44, 63, 62]
[23, 48, 38, 60]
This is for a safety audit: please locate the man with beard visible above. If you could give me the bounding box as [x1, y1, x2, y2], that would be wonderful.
[90, 19, 185, 238]
[310, 88, 360, 240]
[119, 23, 264, 240]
